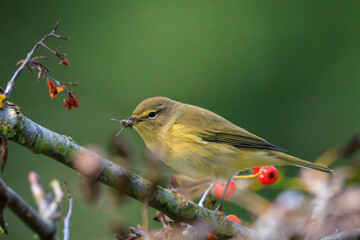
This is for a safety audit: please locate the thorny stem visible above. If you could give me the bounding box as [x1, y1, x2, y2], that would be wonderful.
[4, 20, 70, 99]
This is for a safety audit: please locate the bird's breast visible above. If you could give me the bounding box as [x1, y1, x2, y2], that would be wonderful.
[134, 126, 169, 159]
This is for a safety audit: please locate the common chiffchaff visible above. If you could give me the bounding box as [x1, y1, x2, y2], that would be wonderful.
[119, 97, 333, 181]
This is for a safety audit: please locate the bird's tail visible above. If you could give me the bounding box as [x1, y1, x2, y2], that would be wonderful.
[276, 152, 334, 174]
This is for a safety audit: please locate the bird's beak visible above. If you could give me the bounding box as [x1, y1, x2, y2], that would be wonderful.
[120, 116, 139, 129]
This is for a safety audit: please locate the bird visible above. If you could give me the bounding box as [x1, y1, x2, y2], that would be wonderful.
[118, 96, 333, 182]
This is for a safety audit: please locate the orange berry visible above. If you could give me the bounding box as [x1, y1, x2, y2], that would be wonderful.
[227, 214, 242, 224]
[213, 180, 236, 200]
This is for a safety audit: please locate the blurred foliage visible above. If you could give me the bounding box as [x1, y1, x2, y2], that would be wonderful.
[0, 0, 360, 239]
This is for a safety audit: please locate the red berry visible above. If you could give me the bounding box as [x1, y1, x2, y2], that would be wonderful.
[227, 214, 242, 224]
[208, 233, 218, 240]
[213, 180, 236, 200]
[253, 167, 261, 174]
[257, 166, 278, 185]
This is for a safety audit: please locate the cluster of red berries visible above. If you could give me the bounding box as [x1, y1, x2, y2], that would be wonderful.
[213, 166, 278, 200]
[208, 166, 278, 239]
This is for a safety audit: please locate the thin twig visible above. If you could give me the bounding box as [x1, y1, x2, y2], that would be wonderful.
[0, 177, 56, 239]
[63, 182, 72, 240]
[4, 20, 70, 99]
[39, 43, 66, 60]
[29, 62, 77, 86]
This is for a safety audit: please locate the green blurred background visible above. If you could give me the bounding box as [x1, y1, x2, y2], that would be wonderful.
[1, 1, 360, 239]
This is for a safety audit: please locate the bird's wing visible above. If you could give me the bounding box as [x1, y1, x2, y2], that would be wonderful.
[199, 129, 286, 152]
[176, 104, 286, 152]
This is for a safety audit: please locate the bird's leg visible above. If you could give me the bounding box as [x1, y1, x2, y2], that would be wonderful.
[215, 178, 232, 212]
[212, 173, 259, 211]
[198, 183, 215, 207]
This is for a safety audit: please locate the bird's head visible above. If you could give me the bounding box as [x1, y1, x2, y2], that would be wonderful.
[120, 97, 178, 142]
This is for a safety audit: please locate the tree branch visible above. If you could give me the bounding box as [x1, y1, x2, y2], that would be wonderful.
[0, 177, 56, 239]
[0, 106, 257, 239]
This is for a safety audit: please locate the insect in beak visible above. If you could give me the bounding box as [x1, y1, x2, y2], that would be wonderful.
[111, 117, 139, 136]
[121, 116, 139, 129]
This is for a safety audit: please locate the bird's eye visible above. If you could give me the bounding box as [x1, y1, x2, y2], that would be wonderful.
[148, 112, 157, 119]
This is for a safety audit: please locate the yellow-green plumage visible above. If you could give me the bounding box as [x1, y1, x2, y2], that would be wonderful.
[126, 97, 333, 181]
